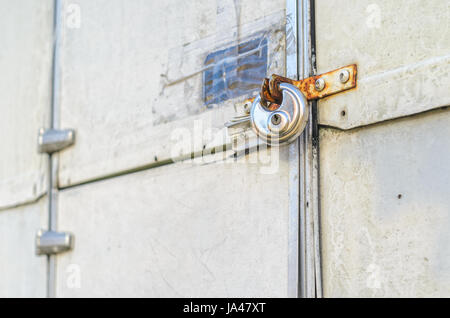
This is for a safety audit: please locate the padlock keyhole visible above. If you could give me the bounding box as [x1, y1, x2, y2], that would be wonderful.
[271, 114, 282, 125]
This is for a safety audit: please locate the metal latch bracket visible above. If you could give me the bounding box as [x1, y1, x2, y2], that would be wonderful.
[35, 230, 74, 255]
[38, 128, 75, 154]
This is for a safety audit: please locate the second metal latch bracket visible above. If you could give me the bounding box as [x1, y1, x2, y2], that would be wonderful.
[35, 230, 74, 255]
[38, 128, 75, 154]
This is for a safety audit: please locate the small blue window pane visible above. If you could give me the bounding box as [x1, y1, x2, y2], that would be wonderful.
[203, 37, 268, 106]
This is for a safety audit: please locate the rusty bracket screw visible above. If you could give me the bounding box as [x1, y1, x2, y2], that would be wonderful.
[339, 70, 350, 83]
[314, 78, 325, 91]
[243, 101, 252, 114]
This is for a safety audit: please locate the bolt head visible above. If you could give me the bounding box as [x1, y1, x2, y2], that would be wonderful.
[314, 78, 325, 91]
[339, 70, 350, 83]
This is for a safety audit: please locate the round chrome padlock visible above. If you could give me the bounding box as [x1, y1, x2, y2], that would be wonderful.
[250, 83, 309, 146]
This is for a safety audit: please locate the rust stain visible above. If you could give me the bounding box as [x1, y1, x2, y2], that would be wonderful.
[259, 64, 357, 108]
[243, 97, 256, 104]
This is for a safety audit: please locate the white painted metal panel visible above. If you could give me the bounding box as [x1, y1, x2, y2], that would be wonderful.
[56, 149, 289, 297]
[320, 109, 450, 297]
[57, 0, 286, 187]
[315, 0, 450, 129]
[0, 0, 53, 208]
[0, 199, 48, 297]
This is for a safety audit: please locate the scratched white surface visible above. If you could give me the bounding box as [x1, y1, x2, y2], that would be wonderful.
[57, 0, 286, 187]
[0, 198, 48, 297]
[320, 109, 450, 297]
[315, 0, 450, 129]
[56, 148, 290, 297]
[0, 0, 52, 209]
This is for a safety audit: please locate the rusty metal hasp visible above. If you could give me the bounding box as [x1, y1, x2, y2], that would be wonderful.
[260, 64, 357, 107]
[226, 64, 357, 148]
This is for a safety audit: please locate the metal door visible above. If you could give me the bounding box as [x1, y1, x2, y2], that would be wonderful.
[49, 0, 311, 297]
[316, 0, 450, 297]
[0, 0, 53, 297]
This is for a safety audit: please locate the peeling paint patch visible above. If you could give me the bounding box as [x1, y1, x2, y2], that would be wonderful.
[203, 37, 268, 106]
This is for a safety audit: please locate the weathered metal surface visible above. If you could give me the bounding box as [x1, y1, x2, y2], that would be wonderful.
[58, 0, 286, 188]
[259, 64, 357, 107]
[315, 0, 450, 129]
[56, 149, 290, 297]
[0, 198, 48, 297]
[0, 0, 53, 209]
[320, 109, 450, 297]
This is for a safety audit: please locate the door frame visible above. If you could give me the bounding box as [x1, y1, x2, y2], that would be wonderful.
[287, 0, 322, 298]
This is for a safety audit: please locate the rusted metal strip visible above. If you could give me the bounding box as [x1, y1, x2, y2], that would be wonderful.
[259, 64, 357, 107]
[299, 64, 357, 99]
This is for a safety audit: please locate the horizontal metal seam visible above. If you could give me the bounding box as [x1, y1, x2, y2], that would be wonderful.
[318, 105, 450, 132]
